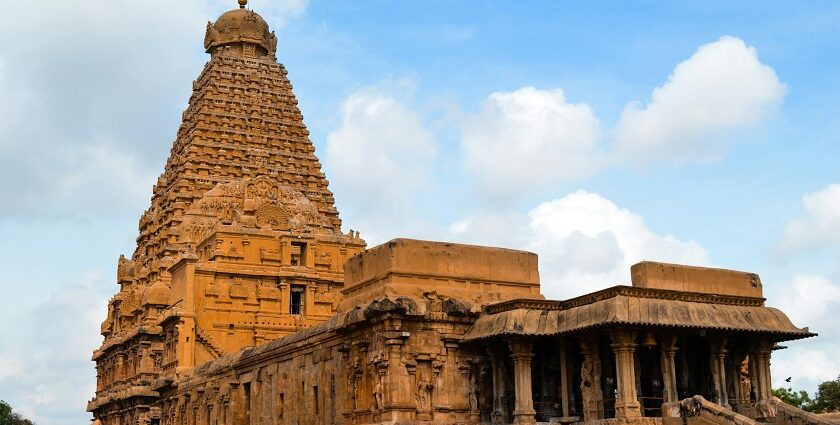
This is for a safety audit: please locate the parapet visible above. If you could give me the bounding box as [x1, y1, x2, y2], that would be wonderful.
[337, 238, 542, 312]
[630, 261, 763, 298]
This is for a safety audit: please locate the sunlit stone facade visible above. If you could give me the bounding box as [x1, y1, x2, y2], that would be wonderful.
[90, 3, 825, 425]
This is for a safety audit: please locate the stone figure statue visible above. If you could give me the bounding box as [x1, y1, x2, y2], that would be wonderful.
[416, 372, 434, 412]
[468, 370, 479, 412]
[373, 373, 384, 411]
[756, 398, 778, 419]
[580, 357, 597, 414]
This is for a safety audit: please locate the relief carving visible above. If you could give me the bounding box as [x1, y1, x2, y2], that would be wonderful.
[229, 278, 249, 299]
[373, 372, 384, 411]
[415, 370, 434, 413]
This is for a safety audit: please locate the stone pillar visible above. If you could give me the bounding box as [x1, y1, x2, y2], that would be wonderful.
[488, 347, 507, 425]
[730, 354, 744, 407]
[558, 338, 571, 418]
[579, 336, 604, 421]
[140, 341, 154, 374]
[509, 339, 536, 424]
[750, 339, 774, 401]
[305, 282, 316, 317]
[116, 352, 126, 383]
[659, 334, 679, 403]
[751, 339, 777, 419]
[381, 331, 412, 422]
[759, 346, 773, 401]
[710, 337, 731, 409]
[278, 281, 290, 315]
[610, 330, 641, 420]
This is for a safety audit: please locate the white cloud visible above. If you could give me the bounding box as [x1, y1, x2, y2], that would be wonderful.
[0, 354, 23, 381]
[0, 0, 309, 222]
[325, 81, 438, 243]
[451, 190, 708, 298]
[459, 37, 786, 202]
[773, 348, 840, 393]
[253, 0, 310, 27]
[614, 36, 787, 162]
[461, 87, 603, 199]
[779, 183, 840, 255]
[769, 273, 840, 394]
[0, 270, 112, 424]
[777, 274, 840, 327]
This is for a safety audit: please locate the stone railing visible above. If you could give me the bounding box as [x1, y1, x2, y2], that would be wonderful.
[664, 395, 758, 425]
[771, 397, 839, 425]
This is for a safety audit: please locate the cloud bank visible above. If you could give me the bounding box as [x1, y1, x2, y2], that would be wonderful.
[779, 183, 840, 255]
[614, 36, 787, 162]
[461, 87, 603, 199]
[450, 190, 709, 299]
[458, 36, 786, 200]
[324, 81, 438, 244]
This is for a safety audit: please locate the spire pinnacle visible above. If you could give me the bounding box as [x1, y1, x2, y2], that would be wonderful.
[238, 0, 247, 9]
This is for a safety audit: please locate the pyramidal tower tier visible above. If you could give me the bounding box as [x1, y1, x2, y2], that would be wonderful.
[89, 3, 366, 423]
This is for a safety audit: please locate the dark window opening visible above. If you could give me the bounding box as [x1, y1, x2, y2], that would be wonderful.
[290, 285, 304, 315]
[290, 241, 307, 266]
[278, 393, 284, 419]
[314, 385, 320, 413]
[244, 382, 252, 424]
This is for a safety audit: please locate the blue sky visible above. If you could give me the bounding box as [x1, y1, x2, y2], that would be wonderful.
[0, 1, 838, 423]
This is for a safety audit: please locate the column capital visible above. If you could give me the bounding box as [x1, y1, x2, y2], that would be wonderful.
[508, 339, 534, 357]
[609, 342, 637, 353]
[609, 329, 638, 345]
[710, 336, 728, 354]
[750, 337, 774, 355]
[659, 333, 679, 351]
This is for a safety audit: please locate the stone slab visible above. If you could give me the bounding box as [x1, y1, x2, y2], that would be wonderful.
[631, 261, 762, 298]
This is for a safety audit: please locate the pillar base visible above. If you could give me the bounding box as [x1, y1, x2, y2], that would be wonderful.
[491, 411, 506, 425]
[513, 409, 537, 424]
[615, 401, 642, 420]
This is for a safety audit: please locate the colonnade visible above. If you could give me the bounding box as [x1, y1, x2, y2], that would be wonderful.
[485, 330, 776, 424]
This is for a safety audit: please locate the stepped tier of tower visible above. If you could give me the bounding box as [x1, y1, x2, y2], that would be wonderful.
[132, 53, 343, 287]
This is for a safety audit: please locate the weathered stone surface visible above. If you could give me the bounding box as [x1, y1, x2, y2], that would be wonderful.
[338, 238, 542, 313]
[90, 3, 821, 425]
[631, 261, 763, 298]
[460, 284, 812, 342]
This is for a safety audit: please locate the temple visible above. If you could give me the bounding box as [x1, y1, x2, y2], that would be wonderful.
[89, 3, 831, 425]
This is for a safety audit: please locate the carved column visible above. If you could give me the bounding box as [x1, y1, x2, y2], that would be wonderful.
[659, 333, 679, 403]
[751, 338, 776, 419]
[557, 338, 571, 419]
[710, 337, 731, 409]
[116, 352, 126, 383]
[749, 339, 774, 401]
[759, 345, 773, 402]
[610, 330, 641, 420]
[140, 341, 154, 374]
[278, 281, 290, 315]
[382, 331, 411, 422]
[579, 336, 604, 421]
[509, 339, 536, 424]
[727, 349, 747, 408]
[305, 282, 316, 316]
[488, 347, 507, 425]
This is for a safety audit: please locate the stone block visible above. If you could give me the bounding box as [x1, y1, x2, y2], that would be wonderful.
[631, 261, 763, 298]
[339, 238, 542, 312]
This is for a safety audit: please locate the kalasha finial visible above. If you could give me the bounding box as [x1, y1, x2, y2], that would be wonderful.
[238, 0, 247, 9]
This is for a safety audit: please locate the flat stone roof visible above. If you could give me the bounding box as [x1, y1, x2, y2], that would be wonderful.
[461, 285, 813, 342]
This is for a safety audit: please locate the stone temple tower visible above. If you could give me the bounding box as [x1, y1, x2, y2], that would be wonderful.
[89, 2, 366, 423]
